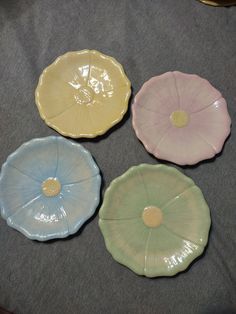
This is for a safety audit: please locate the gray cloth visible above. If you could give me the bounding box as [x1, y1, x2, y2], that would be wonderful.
[0, 1, 236, 313]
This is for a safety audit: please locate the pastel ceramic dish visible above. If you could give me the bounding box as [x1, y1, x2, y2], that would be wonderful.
[99, 164, 211, 277]
[35, 50, 131, 138]
[199, 0, 236, 5]
[0, 136, 101, 241]
[132, 72, 231, 165]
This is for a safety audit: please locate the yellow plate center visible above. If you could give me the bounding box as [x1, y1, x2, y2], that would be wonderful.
[142, 206, 163, 228]
[170, 110, 189, 128]
[75, 86, 94, 105]
[42, 178, 61, 197]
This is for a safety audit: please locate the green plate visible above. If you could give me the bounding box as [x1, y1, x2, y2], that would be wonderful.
[99, 164, 211, 277]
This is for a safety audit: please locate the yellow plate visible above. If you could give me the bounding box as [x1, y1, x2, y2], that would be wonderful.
[35, 50, 131, 138]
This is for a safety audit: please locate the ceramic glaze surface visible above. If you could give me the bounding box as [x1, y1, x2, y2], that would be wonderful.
[99, 164, 211, 277]
[0, 136, 101, 241]
[35, 50, 131, 138]
[132, 71, 231, 165]
[199, 0, 236, 6]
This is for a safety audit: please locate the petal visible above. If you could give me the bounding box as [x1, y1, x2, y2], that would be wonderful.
[156, 127, 216, 165]
[36, 50, 90, 119]
[87, 86, 130, 135]
[174, 71, 222, 113]
[138, 164, 195, 208]
[144, 226, 203, 277]
[132, 104, 171, 152]
[0, 165, 41, 219]
[56, 137, 99, 184]
[47, 104, 91, 138]
[132, 104, 167, 128]
[162, 186, 211, 246]
[190, 98, 231, 153]
[40, 50, 90, 87]
[99, 218, 149, 275]
[36, 77, 78, 120]
[134, 72, 179, 115]
[88, 50, 130, 92]
[6, 137, 58, 181]
[6, 195, 69, 241]
[60, 175, 101, 233]
[99, 166, 150, 220]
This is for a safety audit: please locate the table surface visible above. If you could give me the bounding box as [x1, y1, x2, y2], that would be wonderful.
[0, 1, 236, 313]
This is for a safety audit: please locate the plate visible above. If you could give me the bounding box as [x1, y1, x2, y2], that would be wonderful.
[132, 71, 231, 165]
[35, 50, 131, 138]
[0, 136, 101, 241]
[199, 0, 236, 6]
[99, 164, 211, 277]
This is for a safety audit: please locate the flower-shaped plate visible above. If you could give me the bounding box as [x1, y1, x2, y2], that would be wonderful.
[132, 71, 231, 165]
[99, 164, 211, 277]
[0, 136, 101, 241]
[35, 50, 131, 138]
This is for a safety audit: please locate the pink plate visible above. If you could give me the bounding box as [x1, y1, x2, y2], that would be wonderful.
[132, 71, 231, 165]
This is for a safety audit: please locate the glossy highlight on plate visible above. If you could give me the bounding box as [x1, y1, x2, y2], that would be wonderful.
[0, 136, 101, 241]
[199, 0, 236, 6]
[132, 71, 231, 165]
[35, 50, 131, 138]
[99, 164, 211, 277]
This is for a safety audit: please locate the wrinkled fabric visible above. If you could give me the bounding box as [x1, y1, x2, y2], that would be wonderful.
[0, 1, 236, 313]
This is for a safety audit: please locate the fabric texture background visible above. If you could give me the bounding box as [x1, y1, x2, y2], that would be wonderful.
[0, 1, 235, 313]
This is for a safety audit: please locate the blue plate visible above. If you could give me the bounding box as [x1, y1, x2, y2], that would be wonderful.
[0, 136, 101, 241]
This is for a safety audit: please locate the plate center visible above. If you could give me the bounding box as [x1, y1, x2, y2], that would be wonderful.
[75, 86, 94, 105]
[42, 177, 61, 197]
[142, 206, 163, 228]
[170, 110, 189, 128]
